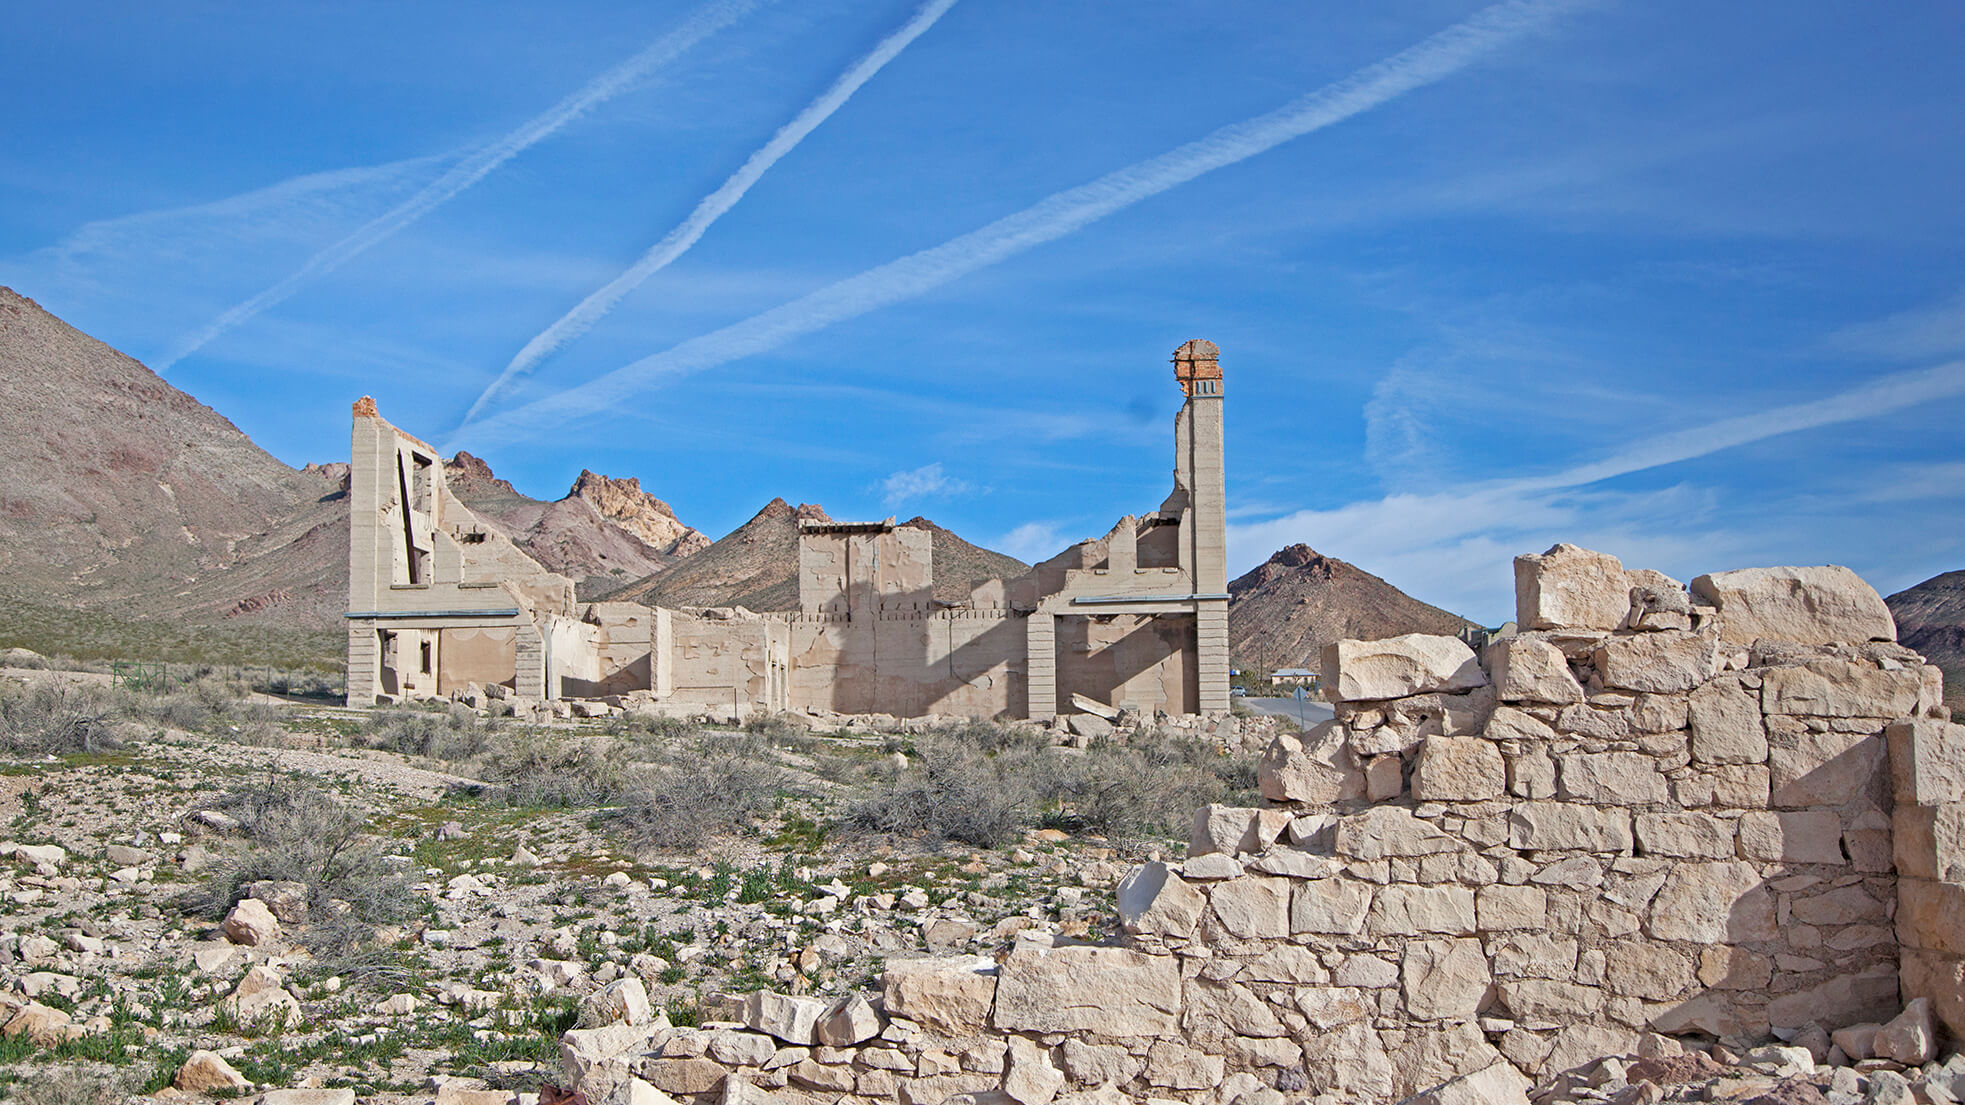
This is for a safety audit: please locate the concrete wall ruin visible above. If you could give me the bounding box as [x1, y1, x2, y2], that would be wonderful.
[559, 546, 1964, 1105]
[345, 342, 1233, 722]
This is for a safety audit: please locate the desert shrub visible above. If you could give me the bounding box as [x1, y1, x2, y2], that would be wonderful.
[138, 673, 252, 733]
[1036, 741, 1229, 838]
[844, 726, 1254, 845]
[924, 717, 1050, 755]
[4, 1064, 129, 1105]
[614, 755, 789, 851]
[479, 733, 629, 807]
[364, 705, 493, 761]
[605, 711, 698, 742]
[187, 777, 420, 955]
[254, 668, 342, 700]
[0, 682, 121, 755]
[741, 711, 805, 742]
[842, 736, 1031, 847]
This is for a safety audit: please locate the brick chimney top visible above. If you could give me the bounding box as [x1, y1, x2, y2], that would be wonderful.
[1172, 340, 1222, 397]
[353, 396, 379, 418]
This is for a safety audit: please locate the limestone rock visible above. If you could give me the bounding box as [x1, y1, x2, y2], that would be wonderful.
[1690, 565, 1895, 646]
[1874, 998, 1935, 1065]
[2, 1002, 72, 1045]
[1762, 661, 1921, 719]
[1491, 637, 1585, 704]
[616, 1081, 681, 1105]
[1401, 938, 1489, 1020]
[706, 1030, 775, 1067]
[882, 956, 997, 1035]
[1887, 718, 1965, 806]
[1004, 1037, 1066, 1105]
[1402, 1061, 1531, 1105]
[1257, 724, 1365, 804]
[1634, 813, 1734, 859]
[1322, 634, 1486, 701]
[1864, 1070, 1914, 1105]
[1368, 885, 1476, 936]
[220, 965, 300, 1028]
[260, 1091, 359, 1105]
[583, 977, 654, 1027]
[175, 1050, 251, 1093]
[1188, 805, 1291, 858]
[1736, 810, 1844, 865]
[1208, 875, 1290, 939]
[223, 897, 281, 946]
[1645, 862, 1774, 943]
[1291, 877, 1373, 935]
[1337, 806, 1467, 861]
[1557, 752, 1667, 805]
[1508, 803, 1633, 852]
[1116, 862, 1206, 938]
[1060, 1039, 1143, 1086]
[1517, 544, 1630, 631]
[815, 993, 880, 1047]
[243, 879, 310, 924]
[1769, 729, 1884, 808]
[1593, 631, 1716, 694]
[991, 944, 1180, 1036]
[1688, 676, 1768, 765]
[560, 1023, 670, 1103]
[1410, 737, 1505, 802]
[742, 992, 828, 1046]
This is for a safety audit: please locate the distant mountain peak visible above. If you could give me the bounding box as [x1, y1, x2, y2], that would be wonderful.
[567, 469, 706, 558]
[1228, 544, 1474, 673]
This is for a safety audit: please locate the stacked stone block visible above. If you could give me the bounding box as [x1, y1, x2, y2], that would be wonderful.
[555, 545, 1954, 1105]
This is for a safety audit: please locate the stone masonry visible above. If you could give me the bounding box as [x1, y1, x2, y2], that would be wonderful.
[557, 545, 1964, 1105]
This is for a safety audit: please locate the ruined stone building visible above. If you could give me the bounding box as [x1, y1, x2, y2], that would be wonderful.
[344, 341, 1231, 719]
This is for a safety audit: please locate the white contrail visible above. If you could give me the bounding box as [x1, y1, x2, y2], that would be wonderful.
[1524, 359, 1965, 493]
[461, 0, 960, 425]
[452, 0, 1581, 448]
[153, 0, 762, 372]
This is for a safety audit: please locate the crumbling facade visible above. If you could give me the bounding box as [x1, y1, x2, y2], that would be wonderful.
[546, 546, 1965, 1105]
[345, 342, 1232, 720]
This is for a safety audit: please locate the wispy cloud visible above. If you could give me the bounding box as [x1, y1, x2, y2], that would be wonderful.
[1826, 286, 1965, 361]
[151, 0, 763, 372]
[879, 461, 973, 507]
[995, 521, 1068, 565]
[1229, 360, 1965, 619]
[453, 0, 1585, 448]
[461, 0, 959, 425]
[0, 156, 444, 303]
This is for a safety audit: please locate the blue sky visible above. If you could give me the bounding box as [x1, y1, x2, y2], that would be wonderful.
[4, 1, 1963, 624]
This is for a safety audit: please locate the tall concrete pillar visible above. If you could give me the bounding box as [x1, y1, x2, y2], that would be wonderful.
[1026, 612, 1057, 720]
[1173, 340, 1230, 713]
[345, 623, 380, 707]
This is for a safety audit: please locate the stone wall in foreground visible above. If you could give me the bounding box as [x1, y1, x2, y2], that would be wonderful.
[557, 545, 1962, 1105]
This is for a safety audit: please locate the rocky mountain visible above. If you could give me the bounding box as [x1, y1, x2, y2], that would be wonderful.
[1227, 543, 1477, 675]
[442, 454, 705, 600]
[0, 286, 705, 660]
[1886, 570, 1965, 709]
[569, 470, 709, 558]
[602, 500, 1029, 612]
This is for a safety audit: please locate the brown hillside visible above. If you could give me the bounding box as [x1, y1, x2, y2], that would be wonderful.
[1886, 570, 1965, 710]
[1227, 543, 1476, 674]
[604, 501, 1028, 611]
[0, 285, 343, 631]
[0, 287, 704, 659]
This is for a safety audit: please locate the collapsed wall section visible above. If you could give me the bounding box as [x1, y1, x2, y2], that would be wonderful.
[565, 546, 1955, 1105]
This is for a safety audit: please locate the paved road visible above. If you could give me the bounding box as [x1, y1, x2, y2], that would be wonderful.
[1239, 695, 1335, 726]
